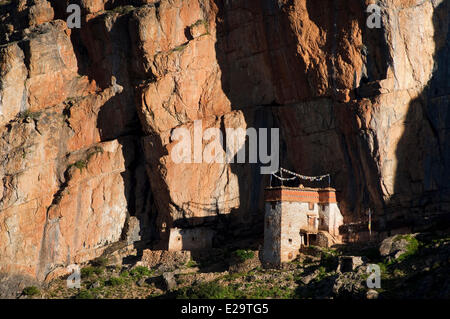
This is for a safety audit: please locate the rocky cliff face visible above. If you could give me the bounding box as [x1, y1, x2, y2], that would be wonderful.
[0, 0, 448, 294]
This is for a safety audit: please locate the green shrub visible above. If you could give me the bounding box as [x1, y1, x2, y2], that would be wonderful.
[233, 250, 255, 262]
[75, 290, 94, 299]
[320, 252, 337, 271]
[189, 19, 210, 36]
[22, 286, 40, 296]
[69, 160, 87, 171]
[91, 257, 109, 267]
[106, 276, 126, 287]
[81, 266, 104, 278]
[130, 266, 152, 280]
[110, 5, 135, 15]
[377, 262, 389, 279]
[316, 266, 328, 281]
[86, 147, 104, 161]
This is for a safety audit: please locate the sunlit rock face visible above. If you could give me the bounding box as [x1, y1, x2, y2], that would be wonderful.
[0, 0, 448, 294]
[134, 0, 449, 240]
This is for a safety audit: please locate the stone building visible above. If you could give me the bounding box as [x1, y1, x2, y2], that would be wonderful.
[167, 227, 215, 251]
[263, 186, 344, 265]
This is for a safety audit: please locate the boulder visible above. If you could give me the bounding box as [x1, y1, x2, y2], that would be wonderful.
[332, 266, 366, 298]
[162, 272, 177, 291]
[379, 234, 418, 260]
[28, 0, 54, 27]
[301, 270, 320, 285]
[366, 289, 379, 299]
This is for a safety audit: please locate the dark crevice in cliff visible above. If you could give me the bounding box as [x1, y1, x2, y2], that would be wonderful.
[64, 6, 156, 248]
[386, 0, 449, 235]
[359, 3, 392, 84]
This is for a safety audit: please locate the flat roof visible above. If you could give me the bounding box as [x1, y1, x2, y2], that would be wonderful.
[264, 186, 338, 203]
[265, 186, 338, 192]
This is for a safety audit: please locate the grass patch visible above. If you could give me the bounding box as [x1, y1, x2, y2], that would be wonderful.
[172, 44, 188, 52]
[68, 147, 103, 172]
[175, 280, 294, 299]
[130, 266, 152, 280]
[189, 19, 210, 36]
[377, 262, 389, 279]
[75, 289, 94, 299]
[315, 266, 328, 281]
[106, 276, 126, 287]
[175, 282, 234, 299]
[19, 109, 41, 120]
[75, 160, 87, 169]
[320, 249, 338, 271]
[191, 19, 208, 28]
[22, 286, 40, 296]
[110, 5, 135, 15]
[86, 146, 103, 161]
[392, 235, 420, 263]
[185, 259, 198, 268]
[223, 272, 247, 281]
[70, 160, 87, 170]
[233, 249, 255, 262]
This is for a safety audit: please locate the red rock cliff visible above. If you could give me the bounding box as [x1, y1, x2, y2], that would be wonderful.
[0, 0, 448, 294]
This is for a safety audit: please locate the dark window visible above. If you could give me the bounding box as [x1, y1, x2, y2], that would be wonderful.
[309, 202, 315, 210]
[288, 238, 292, 244]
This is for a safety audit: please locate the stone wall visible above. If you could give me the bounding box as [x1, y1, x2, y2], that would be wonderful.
[168, 227, 215, 251]
[319, 203, 344, 238]
[264, 200, 318, 265]
[263, 202, 281, 265]
[280, 202, 311, 263]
